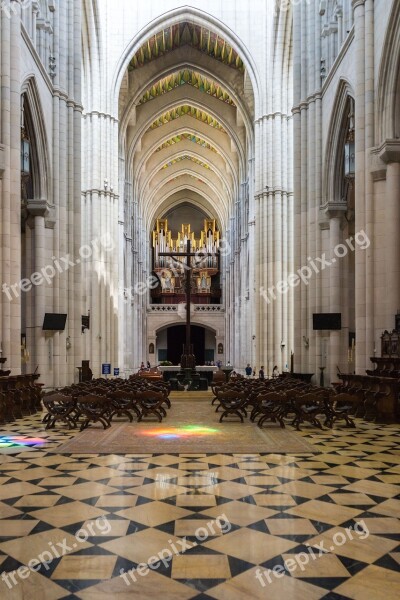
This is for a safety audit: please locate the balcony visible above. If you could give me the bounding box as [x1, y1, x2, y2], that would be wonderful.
[147, 304, 225, 313]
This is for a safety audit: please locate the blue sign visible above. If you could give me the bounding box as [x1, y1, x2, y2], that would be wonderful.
[102, 363, 111, 375]
[114, 368, 120, 376]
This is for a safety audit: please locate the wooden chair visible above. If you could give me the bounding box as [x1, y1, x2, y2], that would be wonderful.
[107, 390, 141, 422]
[290, 392, 325, 430]
[43, 394, 78, 430]
[135, 390, 167, 422]
[76, 394, 111, 431]
[148, 383, 171, 409]
[252, 391, 285, 428]
[328, 393, 360, 427]
[216, 390, 247, 422]
[211, 382, 224, 405]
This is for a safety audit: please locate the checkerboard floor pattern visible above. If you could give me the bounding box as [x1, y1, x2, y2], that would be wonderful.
[0, 412, 400, 599]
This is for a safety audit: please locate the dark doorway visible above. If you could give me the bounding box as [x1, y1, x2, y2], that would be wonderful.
[167, 325, 205, 365]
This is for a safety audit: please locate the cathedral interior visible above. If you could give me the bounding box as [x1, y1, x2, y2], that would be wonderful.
[0, 0, 400, 598]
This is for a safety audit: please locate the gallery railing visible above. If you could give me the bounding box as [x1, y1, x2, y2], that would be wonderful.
[147, 304, 225, 313]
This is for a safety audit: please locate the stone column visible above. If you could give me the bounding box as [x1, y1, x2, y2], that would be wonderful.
[352, 0, 367, 373]
[328, 214, 342, 383]
[1, 3, 22, 372]
[25, 202, 51, 381]
[292, 0, 302, 372]
[379, 142, 400, 324]
[34, 214, 47, 373]
[364, 0, 375, 370]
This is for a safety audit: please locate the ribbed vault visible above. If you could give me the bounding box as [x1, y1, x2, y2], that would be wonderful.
[120, 20, 254, 235]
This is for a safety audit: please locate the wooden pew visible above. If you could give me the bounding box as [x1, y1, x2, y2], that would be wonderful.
[338, 373, 399, 423]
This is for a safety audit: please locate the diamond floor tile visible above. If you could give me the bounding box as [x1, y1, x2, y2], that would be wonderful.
[0, 400, 400, 599]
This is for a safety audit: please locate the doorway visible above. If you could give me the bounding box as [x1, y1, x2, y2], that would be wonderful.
[167, 325, 205, 365]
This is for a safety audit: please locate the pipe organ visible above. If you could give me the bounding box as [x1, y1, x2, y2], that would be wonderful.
[152, 219, 221, 304]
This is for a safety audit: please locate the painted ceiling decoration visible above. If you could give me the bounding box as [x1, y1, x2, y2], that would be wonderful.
[139, 70, 235, 105]
[155, 133, 218, 154]
[166, 174, 206, 184]
[148, 105, 227, 132]
[129, 22, 245, 72]
[161, 155, 211, 170]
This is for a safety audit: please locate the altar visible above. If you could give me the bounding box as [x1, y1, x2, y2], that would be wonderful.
[159, 365, 217, 384]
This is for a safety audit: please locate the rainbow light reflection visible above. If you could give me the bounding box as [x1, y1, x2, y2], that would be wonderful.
[141, 425, 220, 440]
[0, 436, 46, 448]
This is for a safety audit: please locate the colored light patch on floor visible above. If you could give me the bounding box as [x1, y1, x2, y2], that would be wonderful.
[140, 425, 220, 439]
[0, 436, 46, 447]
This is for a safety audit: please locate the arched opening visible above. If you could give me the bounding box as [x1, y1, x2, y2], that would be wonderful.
[323, 84, 356, 379]
[116, 15, 255, 372]
[20, 81, 50, 376]
[155, 323, 217, 366]
[376, 0, 400, 141]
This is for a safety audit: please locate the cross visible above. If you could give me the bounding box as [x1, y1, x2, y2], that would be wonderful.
[159, 240, 211, 366]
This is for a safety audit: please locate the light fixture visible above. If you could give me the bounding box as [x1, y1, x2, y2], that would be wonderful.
[66, 336, 71, 350]
[21, 133, 30, 175]
[104, 178, 108, 191]
[344, 108, 355, 178]
[280, 341, 285, 350]
[21, 99, 30, 176]
[344, 137, 355, 178]
[320, 59, 326, 79]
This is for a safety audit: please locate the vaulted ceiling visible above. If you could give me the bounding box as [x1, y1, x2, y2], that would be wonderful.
[128, 23, 245, 72]
[119, 20, 254, 233]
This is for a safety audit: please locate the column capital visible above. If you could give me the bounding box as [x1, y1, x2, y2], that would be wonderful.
[378, 139, 400, 164]
[322, 201, 348, 220]
[26, 199, 53, 218]
[352, 0, 366, 9]
[318, 204, 346, 229]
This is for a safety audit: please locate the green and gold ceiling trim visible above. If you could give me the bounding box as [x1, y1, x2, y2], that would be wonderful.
[139, 70, 235, 105]
[161, 155, 211, 170]
[166, 174, 206, 185]
[129, 22, 244, 72]
[155, 133, 218, 154]
[148, 105, 226, 132]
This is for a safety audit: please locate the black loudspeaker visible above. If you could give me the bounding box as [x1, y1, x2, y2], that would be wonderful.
[42, 313, 67, 331]
[313, 313, 342, 330]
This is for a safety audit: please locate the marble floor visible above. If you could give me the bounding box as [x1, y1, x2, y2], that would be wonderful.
[0, 407, 400, 599]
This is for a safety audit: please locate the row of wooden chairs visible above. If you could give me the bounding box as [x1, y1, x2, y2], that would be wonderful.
[43, 378, 172, 430]
[211, 377, 360, 430]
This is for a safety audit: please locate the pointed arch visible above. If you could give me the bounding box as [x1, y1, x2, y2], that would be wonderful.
[21, 76, 50, 201]
[112, 6, 261, 116]
[82, 0, 102, 110]
[376, 0, 400, 141]
[323, 78, 355, 204]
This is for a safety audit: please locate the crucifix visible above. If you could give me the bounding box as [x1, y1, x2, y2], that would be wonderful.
[159, 240, 211, 368]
